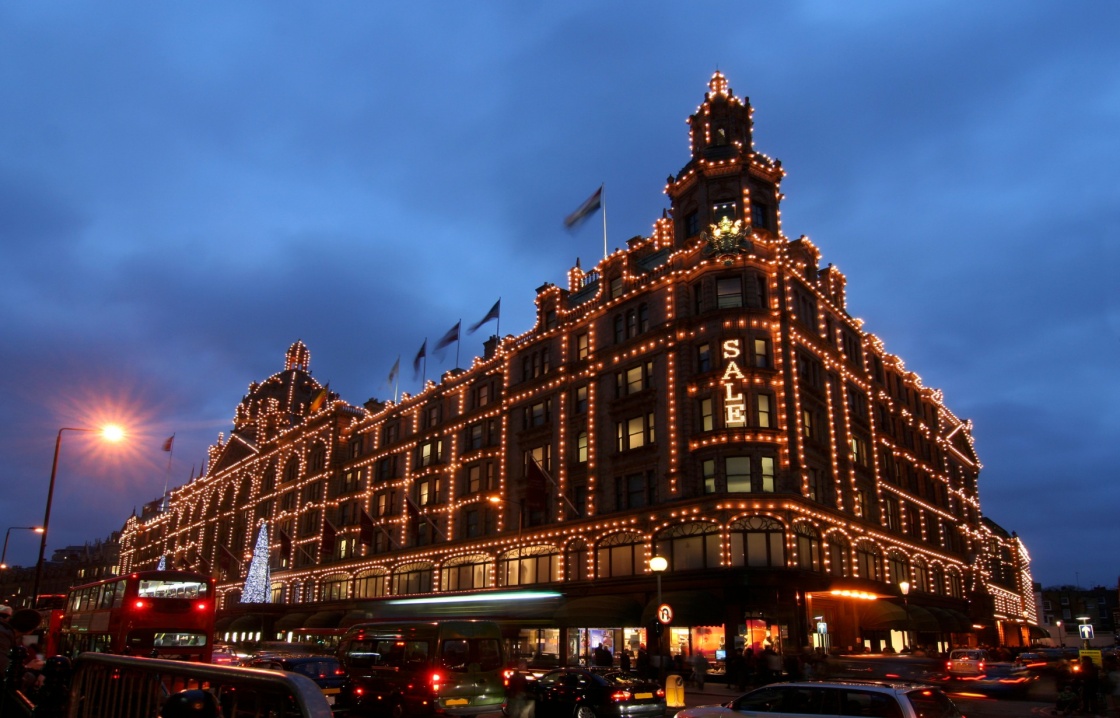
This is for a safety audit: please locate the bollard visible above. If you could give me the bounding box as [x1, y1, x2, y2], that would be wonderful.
[665, 672, 686, 708]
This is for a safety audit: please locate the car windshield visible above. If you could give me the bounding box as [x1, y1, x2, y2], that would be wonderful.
[905, 688, 962, 718]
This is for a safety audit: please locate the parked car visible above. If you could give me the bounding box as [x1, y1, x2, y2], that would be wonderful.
[246, 655, 348, 707]
[211, 644, 240, 666]
[520, 668, 665, 718]
[672, 679, 963, 718]
[946, 649, 988, 678]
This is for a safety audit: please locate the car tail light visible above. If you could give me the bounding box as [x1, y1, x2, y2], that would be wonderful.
[946, 660, 952, 670]
[978, 661, 985, 672]
[429, 671, 443, 693]
[353, 687, 365, 696]
[656, 688, 666, 698]
[610, 690, 632, 702]
[502, 669, 515, 686]
[334, 667, 346, 676]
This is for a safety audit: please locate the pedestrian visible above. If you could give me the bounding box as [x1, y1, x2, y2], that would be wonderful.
[619, 649, 631, 673]
[690, 651, 709, 691]
[636, 644, 650, 679]
[1104, 656, 1120, 718]
[0, 607, 43, 684]
[1078, 656, 1101, 715]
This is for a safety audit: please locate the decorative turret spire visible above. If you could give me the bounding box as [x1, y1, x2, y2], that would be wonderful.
[285, 340, 310, 372]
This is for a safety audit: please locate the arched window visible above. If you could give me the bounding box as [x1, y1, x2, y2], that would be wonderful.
[566, 539, 588, 582]
[309, 442, 327, 473]
[729, 516, 785, 568]
[826, 533, 850, 577]
[354, 569, 388, 599]
[913, 559, 929, 593]
[947, 568, 963, 598]
[654, 522, 720, 571]
[930, 564, 945, 596]
[499, 545, 560, 587]
[392, 561, 434, 595]
[321, 573, 349, 601]
[283, 457, 300, 484]
[596, 532, 643, 578]
[441, 554, 490, 592]
[262, 462, 277, 494]
[794, 523, 821, 571]
[887, 551, 910, 587]
[855, 541, 882, 581]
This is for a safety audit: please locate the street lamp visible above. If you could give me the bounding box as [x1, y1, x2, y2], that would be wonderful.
[650, 555, 668, 678]
[899, 580, 912, 652]
[32, 425, 125, 604]
[1056, 620, 1064, 648]
[1, 526, 44, 570]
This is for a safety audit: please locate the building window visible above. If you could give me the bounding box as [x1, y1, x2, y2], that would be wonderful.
[576, 431, 588, 463]
[573, 385, 588, 414]
[699, 398, 714, 432]
[855, 541, 882, 581]
[615, 472, 654, 510]
[418, 438, 443, 467]
[716, 277, 743, 308]
[702, 459, 716, 494]
[425, 404, 440, 427]
[474, 383, 491, 408]
[753, 338, 770, 368]
[441, 556, 490, 592]
[617, 361, 654, 396]
[750, 200, 770, 230]
[609, 277, 624, 299]
[760, 457, 775, 492]
[566, 539, 589, 581]
[500, 547, 560, 587]
[697, 343, 712, 373]
[827, 535, 849, 577]
[576, 332, 589, 360]
[685, 211, 700, 237]
[654, 522, 721, 571]
[756, 394, 773, 428]
[616, 413, 654, 451]
[713, 201, 736, 223]
[392, 562, 434, 595]
[417, 478, 440, 506]
[729, 516, 785, 568]
[354, 571, 388, 598]
[884, 496, 900, 531]
[466, 423, 484, 451]
[795, 524, 822, 571]
[849, 436, 869, 467]
[524, 399, 551, 428]
[596, 532, 643, 578]
[727, 457, 751, 492]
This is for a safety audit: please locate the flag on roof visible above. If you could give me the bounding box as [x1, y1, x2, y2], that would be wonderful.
[310, 383, 330, 413]
[162, 435, 175, 452]
[412, 340, 427, 380]
[564, 185, 603, 229]
[434, 321, 461, 352]
[468, 300, 500, 335]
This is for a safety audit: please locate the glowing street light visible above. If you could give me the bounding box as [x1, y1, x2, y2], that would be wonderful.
[32, 425, 126, 604]
[1, 526, 44, 569]
[1056, 620, 1064, 648]
[899, 580, 912, 652]
[650, 555, 668, 678]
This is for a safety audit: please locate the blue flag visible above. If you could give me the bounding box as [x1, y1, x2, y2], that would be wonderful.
[564, 185, 603, 229]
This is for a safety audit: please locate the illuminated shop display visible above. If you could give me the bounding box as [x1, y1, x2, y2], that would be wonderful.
[119, 72, 1034, 660]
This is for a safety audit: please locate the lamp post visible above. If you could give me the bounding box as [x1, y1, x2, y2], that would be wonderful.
[1, 526, 44, 570]
[1056, 620, 1064, 648]
[899, 580, 912, 652]
[32, 425, 124, 604]
[650, 555, 668, 678]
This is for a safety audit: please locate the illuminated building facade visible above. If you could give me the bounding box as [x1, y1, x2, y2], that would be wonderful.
[120, 72, 1034, 660]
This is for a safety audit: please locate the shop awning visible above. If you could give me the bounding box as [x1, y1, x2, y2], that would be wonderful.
[640, 591, 724, 627]
[214, 615, 235, 632]
[1028, 624, 1051, 639]
[304, 610, 346, 629]
[556, 596, 643, 628]
[340, 610, 377, 628]
[925, 607, 964, 633]
[858, 600, 908, 630]
[228, 614, 264, 633]
[904, 605, 941, 632]
[274, 611, 311, 631]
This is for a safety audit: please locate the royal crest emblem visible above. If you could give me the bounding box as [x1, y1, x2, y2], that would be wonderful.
[702, 216, 751, 265]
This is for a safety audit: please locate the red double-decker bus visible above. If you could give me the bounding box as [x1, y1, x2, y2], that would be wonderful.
[58, 570, 216, 661]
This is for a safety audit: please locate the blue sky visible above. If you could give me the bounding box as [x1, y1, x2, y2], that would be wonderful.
[2, 2, 1117, 589]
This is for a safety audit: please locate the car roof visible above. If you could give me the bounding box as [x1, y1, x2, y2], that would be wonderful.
[771, 679, 938, 693]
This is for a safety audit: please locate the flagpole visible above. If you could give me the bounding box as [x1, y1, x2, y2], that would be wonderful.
[393, 357, 400, 403]
[161, 434, 175, 512]
[455, 318, 461, 368]
[496, 298, 501, 337]
[601, 183, 608, 260]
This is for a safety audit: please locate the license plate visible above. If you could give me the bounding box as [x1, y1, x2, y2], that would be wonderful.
[635, 692, 653, 699]
[322, 688, 341, 696]
[445, 698, 469, 706]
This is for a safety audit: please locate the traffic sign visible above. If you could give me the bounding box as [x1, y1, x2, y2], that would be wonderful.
[1079, 624, 1095, 640]
[657, 603, 673, 625]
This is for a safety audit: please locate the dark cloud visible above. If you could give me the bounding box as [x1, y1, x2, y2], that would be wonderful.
[1, 1, 1117, 589]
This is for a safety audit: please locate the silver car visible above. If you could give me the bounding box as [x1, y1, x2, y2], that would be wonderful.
[673, 679, 963, 717]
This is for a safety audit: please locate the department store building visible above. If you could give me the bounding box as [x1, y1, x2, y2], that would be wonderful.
[120, 72, 1038, 663]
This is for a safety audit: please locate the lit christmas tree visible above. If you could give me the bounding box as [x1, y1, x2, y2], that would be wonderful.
[241, 523, 272, 603]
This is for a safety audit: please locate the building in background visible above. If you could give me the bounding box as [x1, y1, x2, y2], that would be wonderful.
[116, 72, 1038, 661]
